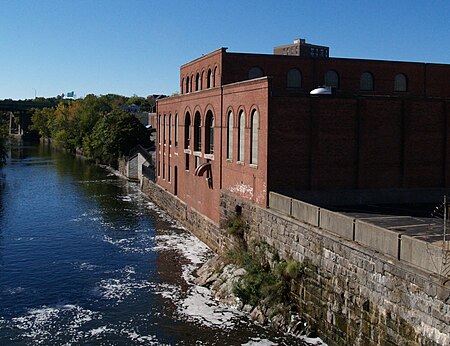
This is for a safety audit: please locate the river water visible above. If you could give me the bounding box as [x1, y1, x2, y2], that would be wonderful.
[0, 142, 321, 345]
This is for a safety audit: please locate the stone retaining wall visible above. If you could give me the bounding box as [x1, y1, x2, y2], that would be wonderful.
[140, 178, 449, 345]
[222, 192, 449, 346]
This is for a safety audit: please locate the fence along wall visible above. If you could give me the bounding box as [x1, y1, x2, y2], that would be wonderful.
[269, 192, 448, 277]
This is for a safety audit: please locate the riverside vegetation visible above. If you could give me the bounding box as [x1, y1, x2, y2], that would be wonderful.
[30, 94, 152, 167]
[195, 215, 313, 336]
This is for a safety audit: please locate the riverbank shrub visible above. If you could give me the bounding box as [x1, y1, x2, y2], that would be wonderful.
[227, 241, 305, 312]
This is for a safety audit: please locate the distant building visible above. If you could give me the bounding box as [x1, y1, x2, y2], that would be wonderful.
[155, 45, 450, 224]
[274, 37, 329, 57]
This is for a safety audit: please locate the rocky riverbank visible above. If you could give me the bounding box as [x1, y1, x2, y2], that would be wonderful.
[194, 254, 315, 338]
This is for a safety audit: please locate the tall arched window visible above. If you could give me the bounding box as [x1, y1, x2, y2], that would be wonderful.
[360, 72, 374, 91]
[250, 110, 258, 165]
[181, 78, 184, 94]
[158, 115, 161, 144]
[227, 111, 233, 160]
[248, 67, 264, 79]
[201, 71, 204, 90]
[205, 111, 214, 154]
[238, 110, 245, 162]
[325, 70, 339, 88]
[174, 113, 178, 147]
[394, 73, 408, 92]
[186, 77, 190, 93]
[163, 115, 166, 145]
[214, 66, 218, 87]
[168, 114, 172, 145]
[194, 111, 201, 151]
[195, 73, 200, 91]
[184, 112, 191, 149]
[207, 69, 212, 88]
[287, 68, 302, 89]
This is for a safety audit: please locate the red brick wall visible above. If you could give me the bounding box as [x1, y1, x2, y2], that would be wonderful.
[267, 96, 448, 192]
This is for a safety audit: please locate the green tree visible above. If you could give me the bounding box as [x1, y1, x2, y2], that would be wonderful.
[30, 107, 55, 138]
[83, 109, 151, 166]
[0, 113, 8, 167]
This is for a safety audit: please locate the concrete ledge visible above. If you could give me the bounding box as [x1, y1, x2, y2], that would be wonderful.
[292, 199, 320, 226]
[320, 209, 354, 240]
[269, 192, 292, 215]
[400, 236, 447, 276]
[355, 220, 399, 258]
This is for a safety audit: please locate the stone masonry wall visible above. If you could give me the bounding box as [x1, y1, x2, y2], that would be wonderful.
[140, 177, 449, 345]
[141, 177, 234, 252]
[221, 192, 449, 346]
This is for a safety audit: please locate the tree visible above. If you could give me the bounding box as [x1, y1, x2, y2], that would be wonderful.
[0, 113, 8, 167]
[83, 109, 151, 166]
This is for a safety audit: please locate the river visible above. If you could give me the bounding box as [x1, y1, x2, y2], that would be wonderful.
[0, 141, 322, 345]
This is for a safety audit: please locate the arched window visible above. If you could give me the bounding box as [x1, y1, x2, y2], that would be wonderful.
[205, 111, 214, 154]
[238, 110, 245, 162]
[287, 68, 302, 89]
[181, 78, 184, 94]
[195, 73, 200, 91]
[248, 66, 264, 79]
[163, 115, 166, 145]
[168, 114, 172, 145]
[250, 110, 258, 165]
[201, 71, 204, 90]
[214, 66, 218, 87]
[194, 111, 201, 151]
[227, 111, 233, 160]
[174, 113, 178, 147]
[394, 73, 408, 92]
[184, 112, 191, 149]
[190, 75, 194, 93]
[360, 72, 374, 91]
[207, 69, 212, 88]
[185, 77, 190, 93]
[158, 114, 161, 144]
[325, 70, 339, 88]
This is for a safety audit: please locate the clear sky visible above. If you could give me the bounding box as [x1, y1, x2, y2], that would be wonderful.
[1, 0, 448, 100]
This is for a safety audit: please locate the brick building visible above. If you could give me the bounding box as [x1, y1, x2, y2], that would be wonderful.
[156, 46, 450, 224]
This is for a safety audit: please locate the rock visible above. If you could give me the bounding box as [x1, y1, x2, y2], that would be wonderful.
[250, 306, 266, 324]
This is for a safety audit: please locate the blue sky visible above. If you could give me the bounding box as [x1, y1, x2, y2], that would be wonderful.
[1, 0, 448, 100]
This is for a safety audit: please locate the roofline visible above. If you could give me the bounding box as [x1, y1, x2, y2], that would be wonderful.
[180, 47, 228, 69]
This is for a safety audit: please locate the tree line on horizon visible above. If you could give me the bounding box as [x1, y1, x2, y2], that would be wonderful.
[29, 94, 153, 167]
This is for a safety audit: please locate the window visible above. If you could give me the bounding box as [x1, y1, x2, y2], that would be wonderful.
[205, 111, 214, 154]
[195, 73, 200, 91]
[201, 71, 204, 90]
[174, 113, 178, 147]
[325, 70, 339, 88]
[287, 68, 302, 89]
[360, 72, 374, 91]
[248, 67, 264, 79]
[184, 112, 191, 149]
[163, 115, 166, 145]
[250, 110, 258, 165]
[168, 156, 171, 182]
[227, 111, 233, 160]
[394, 73, 408, 92]
[158, 115, 161, 144]
[194, 111, 201, 151]
[214, 67, 218, 87]
[168, 114, 172, 145]
[185, 153, 189, 171]
[207, 69, 212, 88]
[186, 77, 190, 93]
[238, 110, 245, 162]
[181, 78, 184, 94]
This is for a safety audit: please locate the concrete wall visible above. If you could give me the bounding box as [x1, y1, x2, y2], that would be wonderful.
[222, 192, 449, 346]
